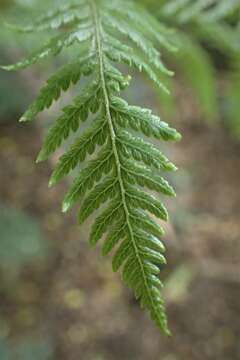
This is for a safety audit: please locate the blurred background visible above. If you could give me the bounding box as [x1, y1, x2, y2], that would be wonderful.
[0, 0, 240, 359]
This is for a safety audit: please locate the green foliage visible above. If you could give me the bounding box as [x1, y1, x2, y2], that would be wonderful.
[157, 0, 240, 128]
[173, 31, 218, 120]
[161, 0, 240, 24]
[1, 0, 181, 333]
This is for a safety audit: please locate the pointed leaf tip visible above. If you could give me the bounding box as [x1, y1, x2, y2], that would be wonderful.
[0, 64, 13, 71]
[175, 132, 182, 141]
[19, 116, 28, 122]
[36, 151, 46, 163]
[166, 163, 178, 172]
[62, 201, 71, 213]
[48, 178, 55, 188]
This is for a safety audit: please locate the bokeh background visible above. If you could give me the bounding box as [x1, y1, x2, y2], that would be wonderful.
[0, 1, 240, 359]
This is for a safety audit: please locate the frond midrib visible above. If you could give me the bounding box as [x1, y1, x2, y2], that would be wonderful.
[90, 0, 164, 327]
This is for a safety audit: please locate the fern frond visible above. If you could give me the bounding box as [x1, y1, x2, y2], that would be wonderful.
[106, 0, 176, 51]
[111, 98, 180, 140]
[173, 31, 218, 119]
[161, 0, 240, 24]
[61, 146, 114, 210]
[8, 2, 89, 33]
[2, 0, 181, 334]
[37, 80, 100, 161]
[117, 130, 177, 171]
[126, 186, 169, 221]
[157, 0, 240, 122]
[20, 54, 95, 122]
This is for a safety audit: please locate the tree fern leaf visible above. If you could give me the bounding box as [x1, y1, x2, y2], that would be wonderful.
[111, 97, 181, 141]
[105, 48, 171, 92]
[102, 13, 173, 77]
[102, 15, 173, 79]
[122, 160, 176, 196]
[147, 274, 163, 289]
[103, 32, 132, 54]
[78, 177, 118, 223]
[62, 148, 114, 211]
[173, 31, 218, 119]
[202, 0, 240, 22]
[103, 14, 164, 69]
[143, 260, 161, 276]
[90, 199, 123, 245]
[10, 2, 89, 33]
[133, 229, 166, 253]
[177, 0, 215, 23]
[126, 186, 168, 221]
[1, 28, 93, 71]
[195, 22, 240, 54]
[20, 55, 95, 122]
[47, 115, 107, 179]
[130, 209, 165, 237]
[139, 246, 166, 266]
[37, 82, 100, 163]
[104, 0, 177, 52]
[123, 261, 143, 294]
[112, 238, 133, 272]
[162, 0, 240, 24]
[128, 50, 174, 83]
[102, 221, 127, 255]
[104, 61, 131, 91]
[162, 0, 192, 17]
[117, 130, 177, 171]
[122, 255, 139, 284]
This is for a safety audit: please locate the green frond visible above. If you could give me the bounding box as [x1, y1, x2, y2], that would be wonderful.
[106, 0, 176, 51]
[112, 238, 134, 272]
[8, 2, 89, 33]
[161, 0, 240, 24]
[202, 0, 240, 23]
[90, 199, 123, 245]
[47, 114, 107, 173]
[130, 209, 165, 237]
[173, 31, 218, 119]
[133, 228, 166, 253]
[195, 22, 240, 55]
[78, 176, 118, 223]
[157, 0, 240, 126]
[121, 160, 176, 196]
[20, 55, 95, 122]
[2, 29, 91, 71]
[105, 47, 171, 93]
[102, 13, 172, 76]
[160, 0, 240, 56]
[126, 186, 169, 221]
[62, 147, 114, 210]
[111, 97, 181, 140]
[37, 81, 100, 162]
[117, 130, 177, 171]
[102, 221, 127, 255]
[2, 0, 182, 334]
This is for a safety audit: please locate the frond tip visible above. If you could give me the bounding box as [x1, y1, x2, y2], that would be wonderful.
[2, 0, 181, 334]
